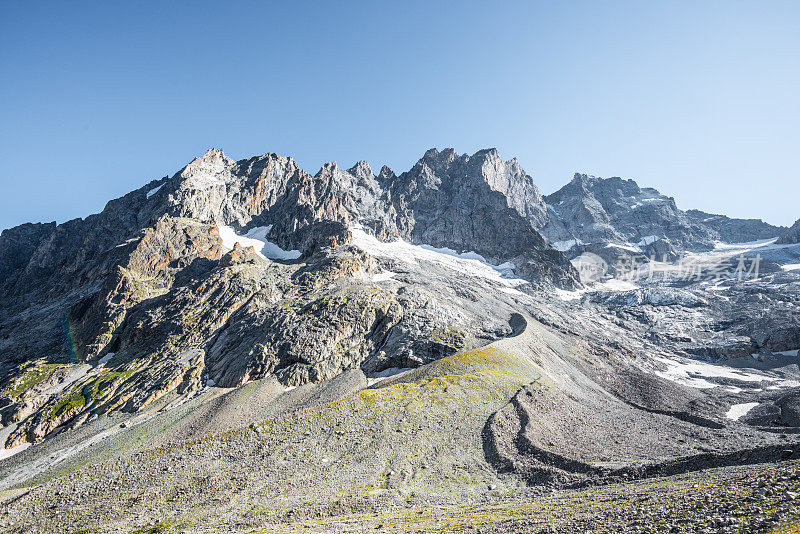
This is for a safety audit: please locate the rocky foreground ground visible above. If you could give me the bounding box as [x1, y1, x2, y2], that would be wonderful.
[224, 460, 800, 533]
[2, 457, 799, 533]
[1, 317, 799, 533]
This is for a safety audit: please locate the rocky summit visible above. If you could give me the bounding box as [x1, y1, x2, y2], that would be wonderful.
[1, 148, 800, 533]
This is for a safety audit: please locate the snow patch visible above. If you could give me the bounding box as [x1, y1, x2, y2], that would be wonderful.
[0, 442, 30, 461]
[554, 288, 582, 301]
[350, 227, 528, 290]
[726, 402, 759, 421]
[597, 278, 639, 292]
[145, 184, 163, 199]
[606, 242, 642, 253]
[372, 271, 397, 282]
[366, 367, 414, 387]
[500, 286, 525, 296]
[637, 235, 660, 247]
[218, 225, 302, 261]
[98, 353, 114, 365]
[782, 264, 800, 271]
[551, 239, 583, 252]
[654, 356, 800, 390]
[554, 278, 639, 302]
[419, 245, 489, 263]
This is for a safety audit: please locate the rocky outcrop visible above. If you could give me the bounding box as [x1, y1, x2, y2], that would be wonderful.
[158, 147, 577, 288]
[777, 218, 800, 244]
[6, 145, 794, 452]
[206, 284, 403, 387]
[67, 217, 224, 361]
[379, 149, 578, 288]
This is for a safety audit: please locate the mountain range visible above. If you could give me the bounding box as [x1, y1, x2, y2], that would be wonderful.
[1, 148, 800, 533]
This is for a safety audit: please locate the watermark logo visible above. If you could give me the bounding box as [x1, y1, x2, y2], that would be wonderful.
[582, 253, 762, 283]
[572, 252, 608, 283]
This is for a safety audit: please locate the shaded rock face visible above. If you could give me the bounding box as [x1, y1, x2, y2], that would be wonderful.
[205, 284, 403, 387]
[379, 149, 577, 288]
[541, 174, 716, 253]
[778, 218, 800, 244]
[541, 174, 784, 256]
[67, 217, 224, 362]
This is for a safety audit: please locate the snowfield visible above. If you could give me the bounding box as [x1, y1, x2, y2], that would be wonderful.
[217, 225, 302, 260]
[653, 355, 800, 390]
[725, 402, 759, 421]
[350, 226, 529, 291]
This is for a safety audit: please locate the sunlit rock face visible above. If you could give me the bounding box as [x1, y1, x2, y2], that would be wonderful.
[0, 147, 581, 447]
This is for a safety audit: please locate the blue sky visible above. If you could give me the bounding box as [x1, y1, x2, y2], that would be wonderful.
[1, 0, 798, 230]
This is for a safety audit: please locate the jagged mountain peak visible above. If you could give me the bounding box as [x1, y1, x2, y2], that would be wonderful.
[347, 160, 374, 179]
[188, 146, 234, 170]
[553, 173, 667, 202]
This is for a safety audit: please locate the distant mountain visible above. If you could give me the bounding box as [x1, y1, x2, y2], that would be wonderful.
[685, 209, 785, 243]
[538, 173, 785, 260]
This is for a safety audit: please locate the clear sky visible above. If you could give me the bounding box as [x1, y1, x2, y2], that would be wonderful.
[1, 1, 798, 231]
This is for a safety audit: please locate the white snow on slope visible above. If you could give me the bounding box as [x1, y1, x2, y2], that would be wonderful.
[217, 225, 302, 260]
[0, 442, 30, 461]
[637, 235, 660, 246]
[350, 226, 528, 290]
[726, 402, 759, 421]
[653, 356, 800, 390]
[606, 242, 642, 253]
[419, 245, 488, 262]
[98, 352, 114, 365]
[366, 367, 414, 387]
[372, 271, 396, 282]
[551, 239, 583, 252]
[146, 184, 163, 199]
[782, 264, 800, 271]
[713, 238, 779, 251]
[554, 278, 639, 301]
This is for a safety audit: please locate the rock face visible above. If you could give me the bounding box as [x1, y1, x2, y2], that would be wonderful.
[379, 149, 576, 287]
[778, 218, 800, 244]
[0, 146, 796, 456]
[686, 210, 785, 243]
[540, 173, 784, 258]
[0, 147, 579, 447]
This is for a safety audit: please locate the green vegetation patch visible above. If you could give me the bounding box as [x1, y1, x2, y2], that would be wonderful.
[4, 363, 65, 398]
[89, 369, 136, 398]
[49, 386, 88, 418]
